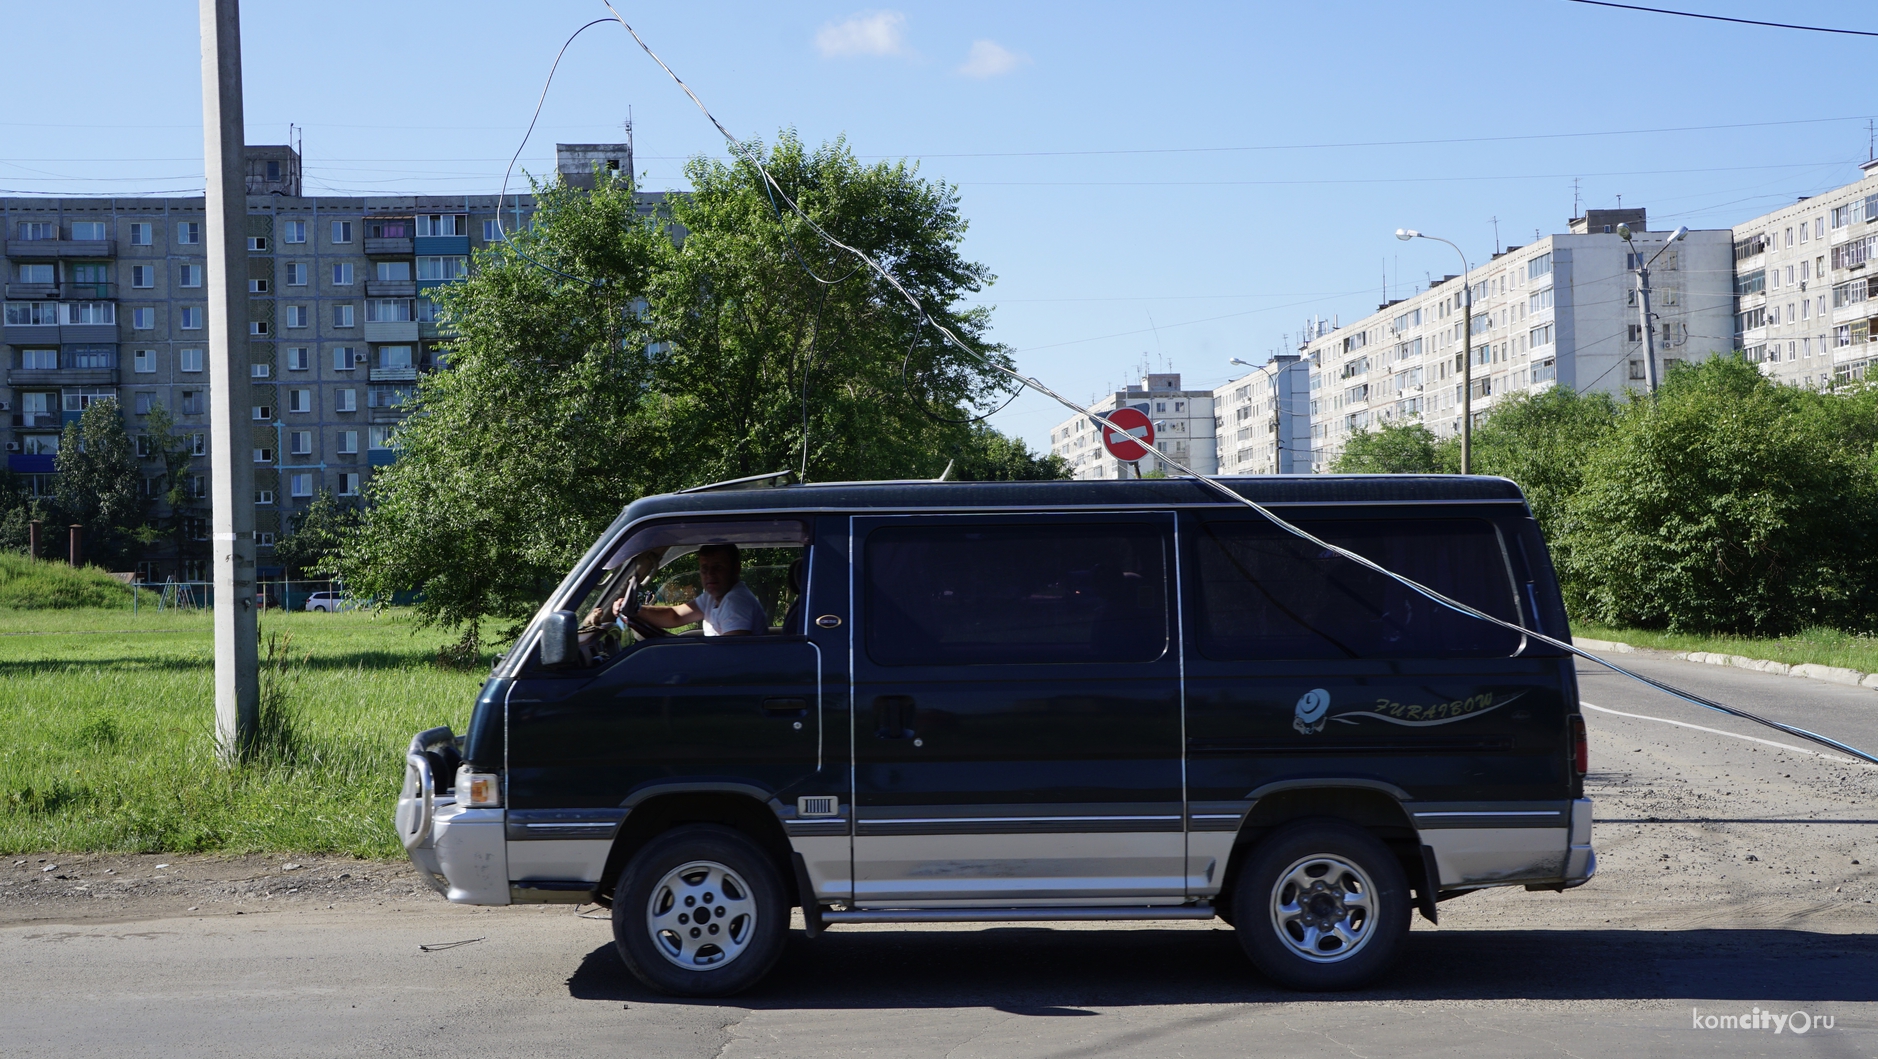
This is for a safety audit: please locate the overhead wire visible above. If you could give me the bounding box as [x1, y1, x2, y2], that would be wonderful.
[595, 1, 1878, 767]
[1566, 0, 1878, 36]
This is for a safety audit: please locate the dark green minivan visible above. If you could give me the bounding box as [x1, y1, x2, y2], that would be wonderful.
[397, 475, 1594, 996]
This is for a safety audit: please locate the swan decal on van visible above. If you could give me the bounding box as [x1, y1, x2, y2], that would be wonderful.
[1294, 689, 1521, 733]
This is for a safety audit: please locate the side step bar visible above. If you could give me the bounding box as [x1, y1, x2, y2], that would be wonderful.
[822, 905, 1216, 924]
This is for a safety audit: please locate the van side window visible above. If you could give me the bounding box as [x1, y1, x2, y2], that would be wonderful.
[1193, 518, 1522, 660]
[865, 523, 1168, 665]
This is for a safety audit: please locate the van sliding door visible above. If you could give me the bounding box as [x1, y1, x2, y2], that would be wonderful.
[849, 512, 1185, 907]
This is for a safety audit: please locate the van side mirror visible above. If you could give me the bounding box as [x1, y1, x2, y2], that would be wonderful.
[538, 610, 579, 666]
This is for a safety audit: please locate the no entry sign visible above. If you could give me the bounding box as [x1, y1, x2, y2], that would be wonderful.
[1100, 407, 1155, 463]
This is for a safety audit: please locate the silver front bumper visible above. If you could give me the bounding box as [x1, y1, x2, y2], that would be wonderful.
[397, 730, 510, 905]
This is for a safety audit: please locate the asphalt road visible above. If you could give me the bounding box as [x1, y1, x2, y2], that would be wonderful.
[2, 653, 1874, 1058]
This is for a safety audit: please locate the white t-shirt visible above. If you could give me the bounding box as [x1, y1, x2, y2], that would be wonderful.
[694, 581, 767, 636]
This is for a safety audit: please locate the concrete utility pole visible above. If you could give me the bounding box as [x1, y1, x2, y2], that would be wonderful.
[1397, 229, 1474, 473]
[1620, 223, 1689, 395]
[200, 0, 258, 760]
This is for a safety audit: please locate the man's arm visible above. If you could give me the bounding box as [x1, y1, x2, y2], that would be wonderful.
[636, 600, 702, 629]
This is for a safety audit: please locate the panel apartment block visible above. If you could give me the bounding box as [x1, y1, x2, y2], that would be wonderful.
[1050, 373, 1218, 479]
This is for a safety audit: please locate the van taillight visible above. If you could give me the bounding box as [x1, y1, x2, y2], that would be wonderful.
[1569, 714, 1588, 776]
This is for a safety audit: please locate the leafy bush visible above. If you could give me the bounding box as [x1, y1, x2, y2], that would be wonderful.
[0, 552, 132, 609]
[1557, 357, 1878, 634]
[1330, 421, 1455, 473]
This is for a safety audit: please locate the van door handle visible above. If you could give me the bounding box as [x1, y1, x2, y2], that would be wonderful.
[873, 695, 915, 738]
[762, 697, 809, 716]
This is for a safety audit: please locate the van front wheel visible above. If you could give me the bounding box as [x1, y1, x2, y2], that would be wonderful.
[1232, 820, 1409, 990]
[611, 825, 788, 997]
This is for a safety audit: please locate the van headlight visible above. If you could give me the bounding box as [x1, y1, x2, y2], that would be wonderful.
[454, 765, 502, 807]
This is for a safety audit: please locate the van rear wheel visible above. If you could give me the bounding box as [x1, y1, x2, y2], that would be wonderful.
[1232, 819, 1409, 990]
[611, 825, 787, 997]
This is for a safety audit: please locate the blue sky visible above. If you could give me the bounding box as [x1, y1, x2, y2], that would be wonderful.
[8, 1, 1877, 449]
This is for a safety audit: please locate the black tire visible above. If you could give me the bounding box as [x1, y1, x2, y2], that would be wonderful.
[1232, 819, 1410, 991]
[611, 825, 788, 997]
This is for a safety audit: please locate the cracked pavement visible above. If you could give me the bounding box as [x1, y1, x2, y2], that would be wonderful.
[2, 655, 1874, 1057]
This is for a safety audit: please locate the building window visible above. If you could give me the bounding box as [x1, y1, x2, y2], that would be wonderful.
[331, 221, 353, 244]
[416, 214, 466, 237]
[16, 263, 54, 284]
[4, 302, 55, 326]
[249, 320, 269, 336]
[290, 473, 313, 498]
[334, 304, 355, 327]
[365, 298, 412, 322]
[287, 346, 309, 371]
[181, 392, 204, 417]
[178, 221, 200, 245]
[129, 222, 153, 246]
[248, 278, 269, 294]
[332, 262, 354, 285]
[285, 262, 307, 286]
[416, 256, 468, 281]
[291, 430, 312, 455]
[20, 348, 56, 370]
[257, 532, 275, 548]
[338, 429, 359, 453]
[282, 220, 306, 243]
[190, 432, 205, 455]
[332, 346, 357, 370]
[255, 447, 274, 463]
[247, 236, 268, 252]
[251, 363, 270, 379]
[288, 388, 311, 413]
[256, 490, 274, 505]
[285, 305, 308, 328]
[66, 301, 114, 325]
[17, 221, 55, 241]
[130, 264, 155, 288]
[179, 348, 204, 372]
[417, 297, 442, 323]
[67, 221, 105, 240]
[252, 404, 273, 421]
[375, 260, 411, 281]
[179, 306, 203, 329]
[368, 425, 395, 450]
[338, 472, 360, 496]
[336, 388, 357, 412]
[1629, 359, 1646, 380]
[376, 345, 413, 370]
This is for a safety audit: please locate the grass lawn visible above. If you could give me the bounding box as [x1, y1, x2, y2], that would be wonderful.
[1573, 621, 1878, 675]
[0, 606, 498, 857]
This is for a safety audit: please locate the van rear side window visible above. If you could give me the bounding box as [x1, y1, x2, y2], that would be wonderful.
[1193, 518, 1522, 660]
[865, 522, 1168, 665]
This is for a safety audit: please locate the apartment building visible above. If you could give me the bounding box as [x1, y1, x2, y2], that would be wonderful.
[1050, 373, 1218, 478]
[1304, 208, 1737, 469]
[1212, 354, 1311, 474]
[1729, 159, 1878, 388]
[2, 142, 635, 578]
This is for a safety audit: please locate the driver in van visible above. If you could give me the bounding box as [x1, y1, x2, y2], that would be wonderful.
[595, 543, 768, 637]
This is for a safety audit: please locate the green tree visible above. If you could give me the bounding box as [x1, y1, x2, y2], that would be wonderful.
[338, 134, 1025, 633]
[945, 423, 1069, 482]
[53, 398, 143, 569]
[1467, 386, 1621, 539]
[274, 489, 358, 578]
[1331, 421, 1454, 473]
[1558, 356, 1878, 634]
[0, 468, 51, 555]
[139, 403, 204, 578]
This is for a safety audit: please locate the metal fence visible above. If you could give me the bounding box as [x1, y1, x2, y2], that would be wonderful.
[130, 578, 352, 614]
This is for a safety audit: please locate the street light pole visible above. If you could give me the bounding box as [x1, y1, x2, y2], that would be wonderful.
[200, 0, 258, 759]
[1397, 229, 1473, 473]
[1619, 223, 1689, 394]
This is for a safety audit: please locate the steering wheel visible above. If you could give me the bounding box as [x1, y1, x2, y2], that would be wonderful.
[625, 613, 668, 639]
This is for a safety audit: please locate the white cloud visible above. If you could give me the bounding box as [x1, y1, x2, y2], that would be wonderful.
[815, 11, 909, 58]
[957, 39, 1027, 78]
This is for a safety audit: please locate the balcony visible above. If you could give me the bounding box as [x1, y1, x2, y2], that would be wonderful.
[368, 366, 419, 382]
[365, 280, 416, 297]
[7, 454, 56, 474]
[362, 320, 419, 342]
[4, 282, 60, 300]
[5, 239, 115, 259]
[1, 323, 59, 346]
[414, 235, 469, 256]
[364, 237, 414, 257]
[4, 281, 115, 300]
[9, 367, 117, 387]
[10, 411, 62, 429]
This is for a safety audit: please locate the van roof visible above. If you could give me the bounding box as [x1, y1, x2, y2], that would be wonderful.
[622, 475, 1529, 523]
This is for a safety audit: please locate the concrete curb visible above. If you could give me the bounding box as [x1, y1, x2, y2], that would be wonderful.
[1578, 637, 1878, 690]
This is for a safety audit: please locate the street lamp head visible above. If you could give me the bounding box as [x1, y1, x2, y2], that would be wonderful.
[1229, 357, 1252, 366]
[1395, 228, 1419, 241]
[1669, 225, 1689, 243]
[1616, 223, 1633, 241]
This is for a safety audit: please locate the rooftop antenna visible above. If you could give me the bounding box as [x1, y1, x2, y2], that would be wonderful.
[1868, 117, 1873, 162]
[1616, 193, 1623, 209]
[1491, 216, 1500, 254]
[1573, 178, 1581, 218]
